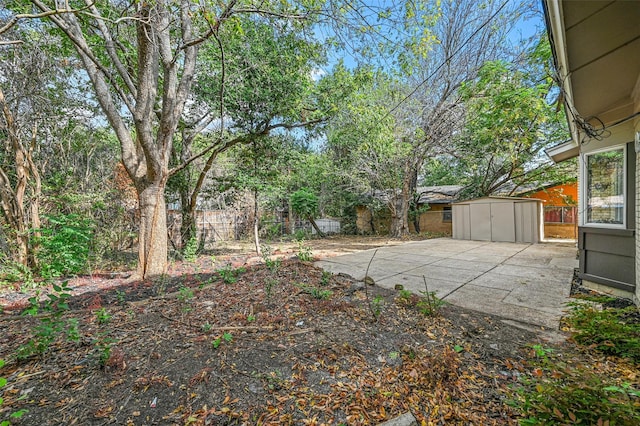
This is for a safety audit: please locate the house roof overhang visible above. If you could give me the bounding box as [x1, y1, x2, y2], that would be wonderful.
[543, 0, 640, 153]
[545, 139, 579, 163]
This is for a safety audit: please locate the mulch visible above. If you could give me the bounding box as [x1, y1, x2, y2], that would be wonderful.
[0, 254, 542, 425]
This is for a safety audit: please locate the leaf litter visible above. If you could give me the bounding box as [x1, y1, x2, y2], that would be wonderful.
[1, 237, 629, 425]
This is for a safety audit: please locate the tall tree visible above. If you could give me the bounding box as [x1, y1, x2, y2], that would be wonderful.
[454, 36, 571, 198]
[6, 1, 325, 278]
[325, 0, 518, 237]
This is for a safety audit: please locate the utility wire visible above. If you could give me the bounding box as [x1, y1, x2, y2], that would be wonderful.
[382, 0, 511, 121]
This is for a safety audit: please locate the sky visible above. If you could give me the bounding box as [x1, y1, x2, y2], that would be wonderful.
[317, 0, 547, 75]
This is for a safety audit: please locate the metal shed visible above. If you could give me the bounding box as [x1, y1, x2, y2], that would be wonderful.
[452, 197, 543, 243]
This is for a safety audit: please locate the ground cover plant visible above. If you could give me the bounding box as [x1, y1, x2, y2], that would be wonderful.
[0, 236, 638, 425]
[508, 297, 640, 425]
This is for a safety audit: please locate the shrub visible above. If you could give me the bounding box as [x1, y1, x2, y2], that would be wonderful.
[37, 214, 94, 278]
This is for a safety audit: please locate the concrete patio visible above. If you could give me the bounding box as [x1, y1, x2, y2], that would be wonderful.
[315, 238, 578, 333]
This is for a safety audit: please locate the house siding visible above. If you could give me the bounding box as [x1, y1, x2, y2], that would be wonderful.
[355, 204, 454, 235]
[635, 96, 640, 304]
[578, 140, 636, 295]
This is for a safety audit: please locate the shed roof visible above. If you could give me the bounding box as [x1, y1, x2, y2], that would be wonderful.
[453, 196, 542, 205]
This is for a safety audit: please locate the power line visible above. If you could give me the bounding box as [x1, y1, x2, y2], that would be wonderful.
[383, 0, 511, 120]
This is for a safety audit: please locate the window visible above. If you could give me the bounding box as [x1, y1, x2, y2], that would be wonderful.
[544, 206, 576, 224]
[585, 146, 625, 226]
[442, 206, 452, 222]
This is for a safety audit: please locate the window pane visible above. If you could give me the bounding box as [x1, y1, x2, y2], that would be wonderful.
[442, 206, 452, 222]
[587, 149, 624, 225]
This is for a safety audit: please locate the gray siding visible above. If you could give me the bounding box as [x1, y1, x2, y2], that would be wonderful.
[579, 142, 636, 292]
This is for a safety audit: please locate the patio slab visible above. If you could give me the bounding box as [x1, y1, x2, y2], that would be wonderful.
[316, 238, 578, 334]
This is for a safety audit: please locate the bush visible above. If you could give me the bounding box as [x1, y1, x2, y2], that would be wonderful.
[37, 214, 94, 278]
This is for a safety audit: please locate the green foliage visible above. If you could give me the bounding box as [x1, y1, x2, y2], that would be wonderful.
[298, 283, 332, 300]
[295, 239, 313, 262]
[212, 332, 233, 349]
[291, 188, 319, 220]
[417, 290, 446, 317]
[37, 214, 94, 279]
[371, 295, 385, 318]
[94, 308, 111, 325]
[0, 360, 28, 425]
[510, 353, 640, 425]
[509, 305, 640, 424]
[93, 335, 116, 367]
[455, 36, 571, 198]
[320, 271, 332, 286]
[177, 285, 195, 303]
[217, 266, 246, 284]
[261, 245, 281, 273]
[265, 278, 278, 298]
[398, 289, 413, 300]
[182, 237, 199, 263]
[564, 303, 640, 363]
[17, 281, 77, 359]
[0, 257, 36, 290]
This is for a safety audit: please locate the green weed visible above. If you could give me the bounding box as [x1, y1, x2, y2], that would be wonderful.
[212, 332, 233, 349]
[372, 295, 384, 318]
[417, 290, 446, 316]
[183, 237, 199, 262]
[218, 266, 245, 284]
[17, 281, 77, 359]
[295, 239, 313, 262]
[94, 308, 111, 325]
[564, 302, 640, 362]
[510, 359, 640, 425]
[509, 304, 640, 424]
[0, 359, 29, 424]
[320, 271, 332, 286]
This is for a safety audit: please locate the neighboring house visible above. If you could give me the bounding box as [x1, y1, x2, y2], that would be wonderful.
[543, 0, 640, 301]
[520, 182, 578, 239]
[356, 185, 462, 235]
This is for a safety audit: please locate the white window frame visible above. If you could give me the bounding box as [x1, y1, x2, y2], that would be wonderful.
[581, 144, 626, 228]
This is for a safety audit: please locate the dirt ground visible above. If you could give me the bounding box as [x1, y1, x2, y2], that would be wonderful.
[0, 236, 562, 425]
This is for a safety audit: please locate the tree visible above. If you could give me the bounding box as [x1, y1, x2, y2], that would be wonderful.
[6, 1, 326, 278]
[454, 36, 571, 198]
[325, 0, 519, 237]
[291, 188, 325, 237]
[169, 16, 327, 252]
[0, 26, 81, 268]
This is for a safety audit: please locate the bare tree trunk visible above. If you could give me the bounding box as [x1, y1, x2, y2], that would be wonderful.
[0, 86, 41, 268]
[180, 190, 196, 250]
[253, 188, 261, 256]
[308, 216, 326, 238]
[389, 162, 414, 237]
[137, 183, 168, 278]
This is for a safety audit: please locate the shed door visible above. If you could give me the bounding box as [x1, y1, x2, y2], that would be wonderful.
[490, 202, 516, 242]
[452, 204, 471, 240]
[470, 203, 491, 241]
[515, 202, 539, 243]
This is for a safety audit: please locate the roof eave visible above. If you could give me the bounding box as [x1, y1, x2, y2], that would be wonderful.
[543, 0, 581, 146]
[545, 139, 579, 163]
